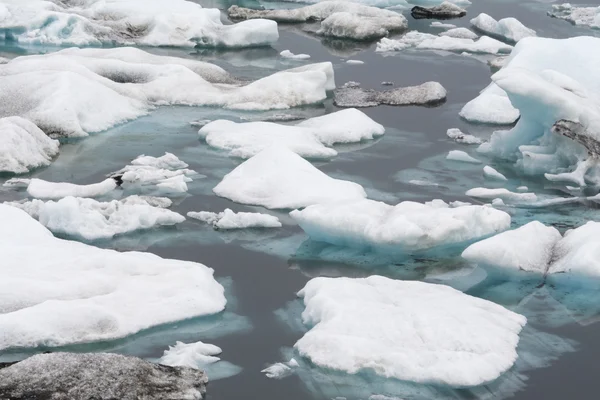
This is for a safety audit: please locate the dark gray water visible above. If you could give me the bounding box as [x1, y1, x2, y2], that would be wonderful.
[2, 0, 600, 398]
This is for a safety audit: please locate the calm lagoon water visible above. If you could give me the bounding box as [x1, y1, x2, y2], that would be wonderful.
[2, 0, 600, 398]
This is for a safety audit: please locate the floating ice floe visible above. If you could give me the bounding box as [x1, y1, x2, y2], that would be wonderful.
[0, 353, 208, 400]
[0, 47, 335, 137]
[295, 276, 526, 386]
[376, 31, 512, 55]
[262, 359, 299, 379]
[0, 204, 225, 350]
[334, 81, 447, 107]
[446, 128, 482, 144]
[470, 13, 536, 43]
[430, 21, 457, 29]
[466, 187, 537, 203]
[159, 340, 222, 369]
[346, 59, 364, 64]
[0, 0, 278, 48]
[187, 209, 282, 229]
[281, 50, 311, 60]
[290, 198, 510, 252]
[483, 165, 507, 181]
[440, 27, 478, 39]
[198, 108, 384, 159]
[0, 116, 59, 174]
[411, 2, 467, 19]
[446, 150, 481, 163]
[213, 146, 367, 209]
[9, 178, 120, 200]
[462, 221, 561, 275]
[6, 195, 184, 240]
[229, 2, 408, 41]
[548, 3, 600, 30]
[474, 37, 600, 183]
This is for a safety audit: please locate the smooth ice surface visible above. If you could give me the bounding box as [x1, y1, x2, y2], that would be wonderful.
[229, 2, 408, 41]
[549, 222, 600, 279]
[446, 150, 481, 164]
[466, 187, 537, 203]
[0, 0, 278, 48]
[26, 178, 118, 200]
[159, 341, 222, 369]
[0, 48, 335, 137]
[377, 31, 512, 55]
[462, 221, 561, 274]
[295, 276, 526, 387]
[483, 165, 507, 181]
[7, 196, 185, 240]
[459, 84, 519, 124]
[281, 50, 311, 60]
[213, 147, 367, 209]
[0, 204, 225, 350]
[0, 117, 59, 174]
[290, 198, 511, 252]
[446, 128, 482, 144]
[187, 209, 282, 229]
[470, 13, 536, 43]
[0, 352, 207, 400]
[549, 4, 600, 30]
[334, 81, 446, 107]
[198, 108, 384, 159]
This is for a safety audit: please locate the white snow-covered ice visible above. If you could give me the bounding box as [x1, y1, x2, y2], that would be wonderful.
[446, 128, 482, 144]
[377, 31, 512, 55]
[548, 4, 600, 30]
[281, 50, 311, 60]
[295, 276, 526, 386]
[466, 187, 537, 203]
[470, 13, 536, 43]
[187, 209, 282, 229]
[159, 341, 222, 369]
[483, 165, 507, 181]
[440, 27, 479, 40]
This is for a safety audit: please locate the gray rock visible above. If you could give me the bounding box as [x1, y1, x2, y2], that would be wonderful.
[0, 352, 208, 400]
[411, 2, 467, 19]
[553, 119, 600, 157]
[334, 81, 447, 107]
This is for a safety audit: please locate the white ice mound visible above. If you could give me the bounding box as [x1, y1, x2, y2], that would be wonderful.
[0, 48, 335, 137]
[466, 187, 537, 203]
[281, 50, 311, 60]
[290, 198, 511, 252]
[159, 341, 222, 369]
[0, 0, 278, 48]
[483, 165, 507, 181]
[111, 153, 196, 194]
[26, 178, 118, 200]
[549, 222, 600, 279]
[187, 209, 282, 229]
[376, 31, 512, 55]
[198, 109, 384, 159]
[470, 13, 536, 43]
[475, 37, 600, 182]
[229, 2, 408, 41]
[446, 150, 481, 164]
[213, 146, 367, 209]
[0, 117, 59, 174]
[462, 221, 561, 275]
[296, 276, 526, 387]
[549, 4, 600, 30]
[0, 204, 225, 350]
[459, 84, 519, 125]
[7, 196, 185, 240]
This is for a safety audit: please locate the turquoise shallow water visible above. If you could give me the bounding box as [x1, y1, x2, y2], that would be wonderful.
[2, 0, 600, 398]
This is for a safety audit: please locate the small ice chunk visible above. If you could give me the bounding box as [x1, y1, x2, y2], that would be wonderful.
[411, 2, 467, 19]
[346, 60, 364, 65]
[381, 81, 394, 86]
[130, 153, 189, 170]
[295, 276, 526, 387]
[159, 341, 222, 369]
[466, 187, 537, 203]
[281, 50, 311, 60]
[446, 150, 481, 164]
[213, 146, 367, 209]
[26, 178, 118, 200]
[446, 128, 482, 144]
[3, 178, 31, 188]
[290, 198, 511, 252]
[334, 81, 447, 108]
[408, 179, 439, 187]
[517, 186, 528, 192]
[491, 198, 505, 206]
[0, 117, 59, 174]
[548, 4, 600, 30]
[261, 359, 298, 379]
[440, 27, 478, 40]
[483, 165, 507, 181]
[187, 209, 282, 229]
[189, 119, 212, 128]
[471, 13, 536, 43]
[462, 221, 561, 274]
[430, 21, 457, 29]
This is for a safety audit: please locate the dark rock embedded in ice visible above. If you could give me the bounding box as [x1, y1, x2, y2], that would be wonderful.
[553, 119, 600, 157]
[0, 352, 208, 400]
[334, 81, 447, 107]
[411, 3, 467, 19]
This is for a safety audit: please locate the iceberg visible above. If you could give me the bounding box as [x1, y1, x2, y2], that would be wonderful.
[0, 0, 278, 48]
[446, 150, 481, 163]
[0, 353, 207, 400]
[0, 48, 335, 137]
[440, 27, 478, 39]
[334, 81, 446, 107]
[483, 165, 508, 181]
[466, 187, 537, 203]
[548, 4, 600, 30]
[470, 13, 536, 43]
[549, 222, 600, 281]
[7, 196, 185, 240]
[446, 128, 482, 144]
[376, 31, 512, 55]
[411, 2, 467, 19]
[0, 204, 226, 350]
[459, 84, 519, 124]
[462, 221, 561, 275]
[295, 276, 526, 386]
[290, 198, 511, 252]
[187, 209, 282, 229]
[198, 108, 384, 159]
[229, 2, 408, 41]
[213, 147, 367, 209]
[25, 178, 119, 200]
[0, 117, 59, 174]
